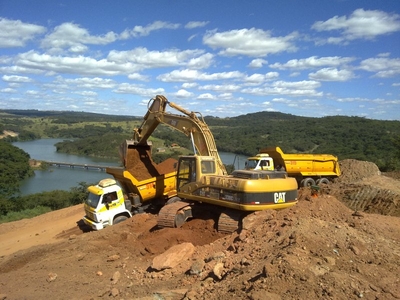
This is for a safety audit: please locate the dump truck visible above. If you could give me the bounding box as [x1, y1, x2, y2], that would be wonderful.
[119, 95, 299, 233]
[83, 158, 177, 230]
[245, 146, 341, 187]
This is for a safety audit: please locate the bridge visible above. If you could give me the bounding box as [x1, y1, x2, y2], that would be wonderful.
[36, 160, 122, 172]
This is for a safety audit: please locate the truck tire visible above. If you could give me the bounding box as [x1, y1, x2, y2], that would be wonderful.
[316, 178, 330, 185]
[302, 178, 316, 187]
[113, 215, 128, 225]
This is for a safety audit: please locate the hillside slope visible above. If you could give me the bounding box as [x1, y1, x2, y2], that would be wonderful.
[0, 160, 399, 300]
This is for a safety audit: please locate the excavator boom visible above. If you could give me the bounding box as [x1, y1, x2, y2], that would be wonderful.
[123, 95, 227, 175]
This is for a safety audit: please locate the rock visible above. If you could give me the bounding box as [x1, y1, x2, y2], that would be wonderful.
[350, 245, 361, 255]
[151, 242, 195, 271]
[110, 287, 119, 297]
[189, 259, 205, 275]
[324, 256, 336, 266]
[107, 254, 120, 262]
[250, 291, 281, 300]
[0, 294, 7, 300]
[185, 289, 199, 299]
[46, 272, 57, 282]
[262, 264, 269, 277]
[213, 262, 224, 280]
[154, 289, 188, 299]
[211, 251, 225, 261]
[242, 210, 276, 231]
[96, 271, 103, 276]
[111, 271, 121, 284]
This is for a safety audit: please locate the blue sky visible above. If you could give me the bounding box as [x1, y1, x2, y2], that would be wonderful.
[0, 0, 399, 120]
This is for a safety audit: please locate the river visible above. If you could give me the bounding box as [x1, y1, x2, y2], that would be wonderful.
[13, 139, 248, 195]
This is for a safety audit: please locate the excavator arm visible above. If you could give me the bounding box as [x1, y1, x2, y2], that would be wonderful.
[123, 95, 227, 175]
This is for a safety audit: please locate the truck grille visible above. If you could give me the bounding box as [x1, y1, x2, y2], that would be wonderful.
[86, 211, 95, 221]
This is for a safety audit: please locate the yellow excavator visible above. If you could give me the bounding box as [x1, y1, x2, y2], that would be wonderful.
[122, 95, 298, 232]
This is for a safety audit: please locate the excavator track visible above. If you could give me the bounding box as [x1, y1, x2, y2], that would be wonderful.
[157, 201, 192, 228]
[218, 209, 244, 233]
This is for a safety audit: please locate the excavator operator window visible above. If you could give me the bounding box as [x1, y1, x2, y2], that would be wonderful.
[201, 161, 215, 174]
[177, 158, 196, 188]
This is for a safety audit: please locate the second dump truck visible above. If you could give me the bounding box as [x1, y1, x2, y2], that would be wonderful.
[245, 146, 341, 187]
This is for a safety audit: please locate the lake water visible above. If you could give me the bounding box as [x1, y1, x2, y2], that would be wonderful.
[13, 139, 247, 195]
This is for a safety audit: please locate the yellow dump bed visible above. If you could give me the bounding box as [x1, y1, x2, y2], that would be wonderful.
[260, 147, 341, 178]
[105, 167, 177, 203]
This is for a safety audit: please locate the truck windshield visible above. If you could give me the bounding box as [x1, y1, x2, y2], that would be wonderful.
[245, 159, 258, 170]
[85, 193, 101, 209]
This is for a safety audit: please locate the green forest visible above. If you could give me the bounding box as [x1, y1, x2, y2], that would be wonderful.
[2, 108, 399, 169]
[0, 109, 400, 223]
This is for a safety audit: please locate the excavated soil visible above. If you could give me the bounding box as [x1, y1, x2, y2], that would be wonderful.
[125, 148, 177, 181]
[0, 159, 400, 300]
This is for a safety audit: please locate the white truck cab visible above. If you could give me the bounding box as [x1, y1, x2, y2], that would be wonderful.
[83, 178, 132, 230]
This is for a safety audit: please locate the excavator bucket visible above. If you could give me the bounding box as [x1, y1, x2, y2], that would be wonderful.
[119, 139, 152, 167]
[119, 95, 168, 167]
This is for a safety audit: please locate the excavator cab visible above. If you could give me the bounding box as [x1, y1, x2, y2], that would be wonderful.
[176, 155, 218, 191]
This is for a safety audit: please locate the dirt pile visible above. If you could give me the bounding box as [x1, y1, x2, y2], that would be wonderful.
[335, 159, 381, 183]
[125, 148, 177, 181]
[0, 159, 399, 299]
[326, 159, 400, 217]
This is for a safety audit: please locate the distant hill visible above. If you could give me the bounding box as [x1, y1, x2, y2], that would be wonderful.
[1, 109, 400, 171]
[204, 112, 400, 170]
[0, 109, 139, 122]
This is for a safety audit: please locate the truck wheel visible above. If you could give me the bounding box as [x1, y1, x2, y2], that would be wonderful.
[302, 178, 316, 187]
[316, 178, 330, 185]
[113, 216, 128, 225]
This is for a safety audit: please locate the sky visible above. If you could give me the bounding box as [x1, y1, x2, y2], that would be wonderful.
[0, 1, 400, 120]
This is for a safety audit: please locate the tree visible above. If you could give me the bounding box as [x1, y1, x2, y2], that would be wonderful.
[0, 140, 34, 197]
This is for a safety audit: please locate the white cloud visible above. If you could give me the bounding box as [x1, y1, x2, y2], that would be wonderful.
[1, 88, 17, 93]
[312, 9, 400, 44]
[14, 47, 206, 77]
[75, 90, 98, 96]
[197, 93, 215, 100]
[25, 90, 39, 95]
[124, 21, 180, 37]
[244, 72, 279, 85]
[248, 58, 267, 68]
[2, 75, 33, 83]
[203, 28, 298, 57]
[128, 73, 149, 81]
[198, 84, 241, 92]
[41, 22, 118, 53]
[114, 83, 165, 96]
[309, 68, 354, 81]
[107, 47, 206, 70]
[186, 53, 214, 69]
[182, 82, 198, 89]
[359, 57, 400, 77]
[0, 18, 46, 48]
[242, 80, 322, 97]
[185, 21, 209, 29]
[270, 56, 355, 70]
[15, 50, 134, 76]
[175, 89, 194, 98]
[57, 77, 116, 89]
[157, 69, 243, 82]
